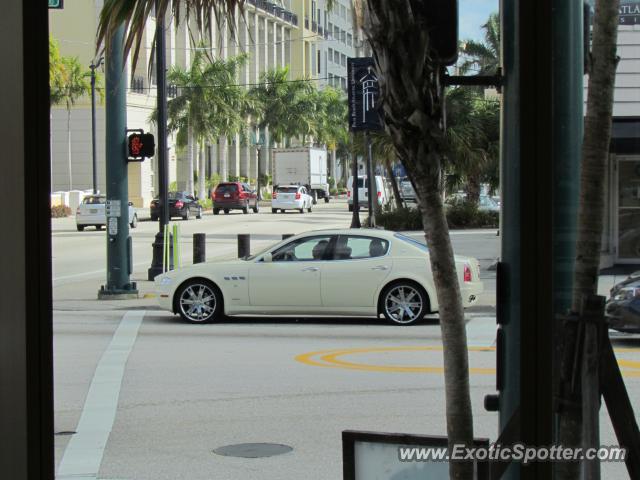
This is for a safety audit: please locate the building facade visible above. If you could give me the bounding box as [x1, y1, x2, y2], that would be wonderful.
[49, 0, 321, 207]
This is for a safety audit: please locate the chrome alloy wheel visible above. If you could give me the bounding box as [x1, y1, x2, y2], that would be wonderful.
[179, 283, 216, 322]
[384, 285, 424, 324]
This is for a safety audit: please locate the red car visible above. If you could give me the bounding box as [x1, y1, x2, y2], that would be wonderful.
[212, 182, 259, 214]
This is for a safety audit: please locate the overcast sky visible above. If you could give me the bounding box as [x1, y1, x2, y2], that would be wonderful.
[459, 0, 498, 42]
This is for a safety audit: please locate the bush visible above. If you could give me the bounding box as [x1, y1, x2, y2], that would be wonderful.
[375, 200, 499, 231]
[199, 198, 213, 210]
[51, 205, 72, 218]
[337, 179, 346, 190]
[328, 176, 336, 189]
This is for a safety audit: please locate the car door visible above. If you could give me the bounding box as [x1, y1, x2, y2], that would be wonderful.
[248, 235, 335, 308]
[321, 234, 393, 308]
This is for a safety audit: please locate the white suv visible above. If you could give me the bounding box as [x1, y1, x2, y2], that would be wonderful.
[271, 185, 313, 213]
[347, 176, 389, 211]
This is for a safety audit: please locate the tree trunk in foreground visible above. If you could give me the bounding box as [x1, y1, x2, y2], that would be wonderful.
[364, 2, 473, 478]
[557, 2, 620, 479]
[572, 0, 619, 310]
[385, 162, 403, 209]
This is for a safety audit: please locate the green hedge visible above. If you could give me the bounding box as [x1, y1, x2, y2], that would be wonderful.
[375, 202, 499, 231]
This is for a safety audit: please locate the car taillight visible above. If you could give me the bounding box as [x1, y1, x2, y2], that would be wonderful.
[464, 264, 472, 282]
[377, 191, 382, 198]
[175, 200, 184, 208]
[295, 192, 301, 200]
[347, 191, 351, 198]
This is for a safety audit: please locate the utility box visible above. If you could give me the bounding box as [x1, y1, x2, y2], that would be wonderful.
[272, 147, 330, 204]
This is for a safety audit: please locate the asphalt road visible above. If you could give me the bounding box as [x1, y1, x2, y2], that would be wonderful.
[52, 200, 637, 480]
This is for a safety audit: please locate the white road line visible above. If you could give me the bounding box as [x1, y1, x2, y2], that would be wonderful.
[57, 310, 145, 480]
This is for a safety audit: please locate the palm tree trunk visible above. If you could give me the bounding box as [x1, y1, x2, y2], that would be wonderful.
[67, 109, 73, 190]
[219, 136, 228, 182]
[187, 124, 195, 195]
[198, 142, 205, 199]
[363, 3, 474, 477]
[557, 2, 620, 478]
[465, 174, 481, 205]
[385, 162, 403, 209]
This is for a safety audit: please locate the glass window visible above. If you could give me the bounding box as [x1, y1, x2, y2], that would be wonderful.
[82, 196, 106, 205]
[272, 236, 333, 262]
[215, 183, 238, 193]
[276, 186, 299, 193]
[334, 235, 389, 260]
[347, 33, 352, 46]
[328, 48, 333, 62]
[168, 192, 186, 199]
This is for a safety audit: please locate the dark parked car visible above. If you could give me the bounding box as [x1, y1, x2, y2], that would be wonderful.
[606, 272, 640, 333]
[150, 191, 203, 221]
[212, 182, 259, 214]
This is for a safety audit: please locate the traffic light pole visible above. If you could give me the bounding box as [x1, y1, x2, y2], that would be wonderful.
[99, 24, 138, 298]
[147, 4, 170, 280]
[89, 59, 100, 194]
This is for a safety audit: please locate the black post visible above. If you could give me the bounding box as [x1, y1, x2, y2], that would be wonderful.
[238, 234, 250, 258]
[365, 131, 376, 227]
[350, 151, 361, 228]
[147, 3, 169, 280]
[89, 58, 102, 194]
[193, 233, 206, 264]
[256, 146, 262, 201]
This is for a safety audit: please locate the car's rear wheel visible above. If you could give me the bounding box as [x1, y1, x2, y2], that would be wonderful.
[175, 279, 222, 323]
[312, 190, 318, 204]
[76, 225, 84, 231]
[324, 196, 330, 203]
[224, 209, 229, 214]
[96, 224, 103, 231]
[299, 207, 304, 214]
[213, 208, 220, 215]
[271, 208, 277, 214]
[380, 282, 428, 325]
[242, 203, 249, 214]
[253, 202, 259, 213]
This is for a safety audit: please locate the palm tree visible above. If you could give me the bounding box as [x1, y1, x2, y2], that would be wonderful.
[49, 36, 66, 106]
[313, 87, 349, 178]
[53, 56, 92, 190]
[362, 3, 474, 478]
[248, 67, 314, 180]
[459, 12, 500, 76]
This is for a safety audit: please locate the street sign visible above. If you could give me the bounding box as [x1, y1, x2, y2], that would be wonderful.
[48, 0, 64, 9]
[105, 199, 121, 218]
[347, 57, 384, 132]
[620, 2, 640, 24]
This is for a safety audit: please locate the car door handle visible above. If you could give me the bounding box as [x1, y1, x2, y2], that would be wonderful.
[301, 266, 319, 272]
[371, 265, 389, 271]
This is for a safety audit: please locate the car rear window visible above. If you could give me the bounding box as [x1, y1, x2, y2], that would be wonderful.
[82, 196, 105, 205]
[277, 187, 299, 193]
[168, 192, 184, 200]
[216, 184, 238, 193]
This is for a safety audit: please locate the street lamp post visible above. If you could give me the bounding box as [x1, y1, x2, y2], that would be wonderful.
[89, 57, 103, 194]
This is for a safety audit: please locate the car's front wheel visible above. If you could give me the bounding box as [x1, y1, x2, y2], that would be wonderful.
[380, 281, 428, 325]
[76, 224, 84, 232]
[175, 279, 222, 323]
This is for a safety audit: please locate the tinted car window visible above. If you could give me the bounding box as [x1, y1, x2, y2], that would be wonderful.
[83, 196, 106, 205]
[168, 192, 185, 200]
[277, 187, 299, 193]
[216, 184, 238, 193]
[334, 236, 389, 260]
[272, 236, 333, 262]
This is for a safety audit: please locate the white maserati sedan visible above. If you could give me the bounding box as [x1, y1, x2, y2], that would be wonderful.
[155, 229, 483, 325]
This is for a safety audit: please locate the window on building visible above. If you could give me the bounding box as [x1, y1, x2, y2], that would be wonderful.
[334, 50, 340, 64]
[328, 22, 333, 37]
[328, 48, 333, 62]
[341, 54, 346, 67]
[334, 26, 339, 40]
[341, 77, 347, 90]
[317, 50, 321, 74]
[341, 30, 346, 44]
[341, 5, 346, 19]
[347, 33, 352, 47]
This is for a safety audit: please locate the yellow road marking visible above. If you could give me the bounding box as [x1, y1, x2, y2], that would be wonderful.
[295, 346, 640, 377]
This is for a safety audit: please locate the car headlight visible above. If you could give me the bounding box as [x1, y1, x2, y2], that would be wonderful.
[613, 288, 639, 301]
[159, 277, 173, 286]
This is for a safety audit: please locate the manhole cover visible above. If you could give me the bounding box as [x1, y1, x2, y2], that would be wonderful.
[213, 443, 293, 458]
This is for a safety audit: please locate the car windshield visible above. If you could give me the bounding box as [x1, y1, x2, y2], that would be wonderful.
[216, 184, 238, 193]
[394, 233, 428, 252]
[82, 196, 105, 205]
[277, 187, 299, 193]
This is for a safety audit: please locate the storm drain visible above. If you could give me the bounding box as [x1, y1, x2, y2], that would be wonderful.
[213, 443, 293, 458]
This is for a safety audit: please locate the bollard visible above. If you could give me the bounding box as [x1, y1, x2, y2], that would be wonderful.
[193, 233, 206, 264]
[238, 234, 250, 258]
[282, 234, 294, 240]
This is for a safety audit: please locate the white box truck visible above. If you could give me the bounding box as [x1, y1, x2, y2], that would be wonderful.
[272, 147, 330, 203]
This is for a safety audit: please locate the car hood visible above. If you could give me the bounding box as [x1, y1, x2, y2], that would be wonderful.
[609, 273, 640, 298]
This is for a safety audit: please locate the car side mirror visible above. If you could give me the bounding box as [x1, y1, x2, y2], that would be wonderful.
[263, 253, 273, 263]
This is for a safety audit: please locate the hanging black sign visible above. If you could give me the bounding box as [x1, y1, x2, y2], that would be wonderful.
[347, 57, 384, 132]
[620, 2, 640, 25]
